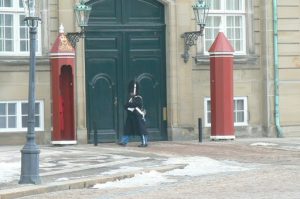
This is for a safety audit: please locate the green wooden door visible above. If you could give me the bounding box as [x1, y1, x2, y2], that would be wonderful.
[85, 0, 166, 143]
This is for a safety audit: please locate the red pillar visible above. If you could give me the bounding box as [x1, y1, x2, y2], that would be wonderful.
[208, 32, 235, 140]
[49, 27, 76, 145]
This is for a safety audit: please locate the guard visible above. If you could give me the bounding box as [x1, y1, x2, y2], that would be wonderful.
[119, 80, 148, 147]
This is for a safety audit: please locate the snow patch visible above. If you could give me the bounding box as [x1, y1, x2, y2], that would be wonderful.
[55, 177, 70, 182]
[92, 156, 252, 189]
[0, 162, 20, 183]
[250, 142, 278, 146]
[92, 171, 175, 189]
[101, 166, 143, 175]
[165, 156, 250, 176]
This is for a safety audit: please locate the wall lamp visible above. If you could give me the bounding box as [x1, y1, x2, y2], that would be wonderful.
[66, 0, 92, 48]
[182, 0, 209, 63]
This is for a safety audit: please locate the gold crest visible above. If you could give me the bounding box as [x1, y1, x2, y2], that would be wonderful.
[59, 34, 73, 51]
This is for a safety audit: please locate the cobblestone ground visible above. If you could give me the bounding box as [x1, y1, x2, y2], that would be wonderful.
[17, 140, 300, 199]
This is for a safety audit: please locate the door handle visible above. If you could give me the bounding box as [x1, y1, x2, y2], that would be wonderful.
[114, 97, 118, 106]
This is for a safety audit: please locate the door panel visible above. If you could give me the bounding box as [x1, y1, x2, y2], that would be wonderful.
[86, 0, 166, 143]
[124, 0, 164, 23]
[88, 0, 164, 25]
[88, 0, 121, 25]
[86, 32, 122, 143]
[137, 73, 160, 129]
[126, 31, 165, 140]
[91, 73, 117, 142]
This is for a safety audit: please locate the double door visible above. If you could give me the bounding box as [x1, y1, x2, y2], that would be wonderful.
[85, 29, 167, 143]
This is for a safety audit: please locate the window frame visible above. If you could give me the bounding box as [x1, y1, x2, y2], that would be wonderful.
[204, 96, 248, 127]
[0, 0, 41, 56]
[0, 100, 44, 132]
[203, 0, 246, 55]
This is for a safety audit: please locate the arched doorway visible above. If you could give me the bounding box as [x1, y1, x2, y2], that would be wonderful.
[59, 65, 75, 140]
[85, 0, 167, 143]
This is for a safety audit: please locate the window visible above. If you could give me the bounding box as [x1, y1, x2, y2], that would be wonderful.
[0, 0, 41, 55]
[0, 101, 44, 132]
[204, 0, 246, 54]
[204, 97, 248, 127]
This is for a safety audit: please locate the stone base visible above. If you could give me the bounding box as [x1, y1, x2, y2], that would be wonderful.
[210, 135, 235, 141]
[51, 140, 77, 145]
[167, 127, 197, 141]
[76, 128, 88, 144]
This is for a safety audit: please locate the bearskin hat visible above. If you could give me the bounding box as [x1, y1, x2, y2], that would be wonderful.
[128, 80, 140, 95]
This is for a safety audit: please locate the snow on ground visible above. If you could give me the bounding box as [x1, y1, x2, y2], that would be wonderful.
[0, 162, 20, 183]
[55, 166, 145, 182]
[165, 156, 251, 176]
[250, 142, 300, 151]
[250, 142, 278, 146]
[101, 166, 143, 175]
[0, 150, 21, 183]
[55, 177, 70, 182]
[92, 156, 253, 189]
[92, 171, 176, 189]
[0, 152, 254, 186]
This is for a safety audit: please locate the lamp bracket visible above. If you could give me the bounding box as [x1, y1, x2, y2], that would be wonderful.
[24, 17, 41, 28]
[66, 31, 84, 48]
[181, 30, 204, 63]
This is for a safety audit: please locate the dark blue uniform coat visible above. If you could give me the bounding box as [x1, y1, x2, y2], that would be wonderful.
[124, 95, 147, 136]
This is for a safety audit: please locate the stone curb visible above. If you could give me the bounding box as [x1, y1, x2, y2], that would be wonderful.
[0, 164, 186, 199]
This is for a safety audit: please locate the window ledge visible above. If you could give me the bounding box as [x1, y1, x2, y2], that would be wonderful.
[0, 56, 50, 71]
[194, 54, 259, 69]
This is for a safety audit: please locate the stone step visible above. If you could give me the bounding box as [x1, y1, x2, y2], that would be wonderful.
[282, 126, 300, 137]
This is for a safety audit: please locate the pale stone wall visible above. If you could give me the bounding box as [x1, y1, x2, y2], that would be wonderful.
[277, 0, 300, 134]
[49, 0, 59, 45]
[2, 0, 300, 145]
[260, 0, 275, 137]
[46, 0, 300, 140]
[259, 0, 300, 137]
[168, 0, 198, 140]
[242, 0, 300, 138]
[0, 62, 51, 145]
[0, 0, 53, 145]
[192, 0, 265, 138]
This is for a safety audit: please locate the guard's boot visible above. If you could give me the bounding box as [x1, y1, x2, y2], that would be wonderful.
[138, 135, 148, 147]
[118, 142, 127, 146]
[118, 135, 129, 146]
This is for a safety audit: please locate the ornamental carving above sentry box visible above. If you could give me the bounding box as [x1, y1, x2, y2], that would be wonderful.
[58, 34, 73, 52]
[51, 25, 75, 54]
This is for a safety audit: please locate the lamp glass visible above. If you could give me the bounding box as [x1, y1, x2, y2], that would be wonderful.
[193, 0, 209, 26]
[22, 0, 40, 18]
[74, 0, 92, 27]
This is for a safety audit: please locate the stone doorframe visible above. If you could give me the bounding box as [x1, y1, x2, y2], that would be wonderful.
[157, 0, 180, 139]
[158, 0, 197, 140]
[59, 0, 197, 143]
